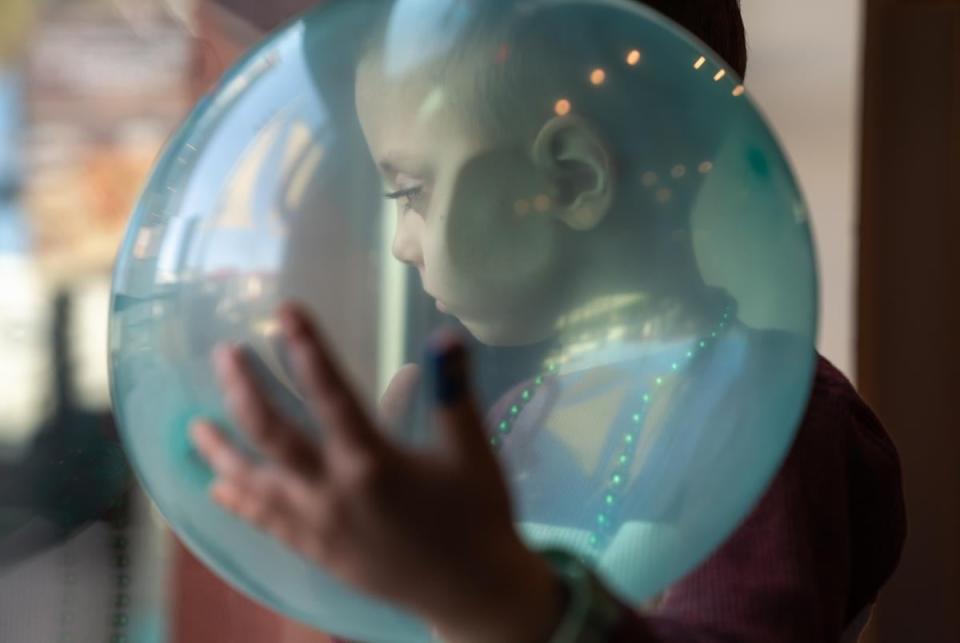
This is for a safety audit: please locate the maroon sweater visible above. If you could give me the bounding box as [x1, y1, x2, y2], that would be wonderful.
[612, 355, 906, 642]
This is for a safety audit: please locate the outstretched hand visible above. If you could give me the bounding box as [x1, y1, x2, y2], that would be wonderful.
[190, 303, 564, 643]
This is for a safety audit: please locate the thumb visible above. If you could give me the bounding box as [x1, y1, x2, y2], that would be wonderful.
[427, 329, 490, 460]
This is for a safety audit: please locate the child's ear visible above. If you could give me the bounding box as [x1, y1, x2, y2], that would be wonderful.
[531, 116, 613, 231]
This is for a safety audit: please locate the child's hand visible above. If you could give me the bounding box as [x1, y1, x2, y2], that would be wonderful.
[190, 303, 564, 643]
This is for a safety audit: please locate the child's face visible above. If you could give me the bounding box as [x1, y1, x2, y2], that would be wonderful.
[356, 61, 577, 346]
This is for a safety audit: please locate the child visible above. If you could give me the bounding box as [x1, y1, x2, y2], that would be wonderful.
[191, 1, 906, 641]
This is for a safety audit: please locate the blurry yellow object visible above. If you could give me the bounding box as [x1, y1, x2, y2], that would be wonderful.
[0, 0, 35, 63]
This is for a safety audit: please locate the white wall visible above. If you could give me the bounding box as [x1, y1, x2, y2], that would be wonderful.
[740, 0, 863, 376]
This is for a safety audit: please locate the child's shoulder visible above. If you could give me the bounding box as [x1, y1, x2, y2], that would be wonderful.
[802, 353, 902, 469]
[787, 352, 906, 611]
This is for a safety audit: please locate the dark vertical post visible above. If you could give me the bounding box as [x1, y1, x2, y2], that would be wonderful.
[858, 1, 960, 641]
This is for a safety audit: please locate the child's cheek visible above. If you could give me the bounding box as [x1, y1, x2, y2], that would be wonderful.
[444, 149, 559, 292]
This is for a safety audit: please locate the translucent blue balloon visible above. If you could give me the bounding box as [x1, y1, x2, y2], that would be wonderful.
[109, 1, 818, 640]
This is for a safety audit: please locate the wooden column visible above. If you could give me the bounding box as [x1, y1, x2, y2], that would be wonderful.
[857, 1, 960, 641]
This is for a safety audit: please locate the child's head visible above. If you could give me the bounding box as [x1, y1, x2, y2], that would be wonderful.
[355, 0, 747, 347]
[643, 0, 747, 80]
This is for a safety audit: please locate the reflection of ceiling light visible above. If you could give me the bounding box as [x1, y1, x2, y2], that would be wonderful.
[607, 325, 626, 341]
[554, 99, 572, 116]
[694, 56, 706, 70]
[246, 276, 263, 298]
[253, 318, 281, 338]
[713, 69, 727, 82]
[133, 227, 158, 260]
[626, 50, 642, 66]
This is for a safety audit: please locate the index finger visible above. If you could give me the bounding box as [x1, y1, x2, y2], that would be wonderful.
[278, 303, 385, 457]
[214, 344, 323, 480]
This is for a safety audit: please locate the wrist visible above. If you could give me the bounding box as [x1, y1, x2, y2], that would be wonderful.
[422, 540, 566, 643]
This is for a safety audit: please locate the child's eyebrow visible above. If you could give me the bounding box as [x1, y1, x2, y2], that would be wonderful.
[379, 152, 428, 178]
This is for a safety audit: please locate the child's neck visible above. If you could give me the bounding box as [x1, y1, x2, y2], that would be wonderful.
[552, 286, 732, 350]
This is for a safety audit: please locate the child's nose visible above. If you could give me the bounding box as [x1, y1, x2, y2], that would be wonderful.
[391, 214, 424, 268]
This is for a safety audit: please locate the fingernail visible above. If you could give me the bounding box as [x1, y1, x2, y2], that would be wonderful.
[211, 481, 236, 510]
[278, 305, 307, 341]
[429, 339, 466, 406]
[189, 421, 207, 446]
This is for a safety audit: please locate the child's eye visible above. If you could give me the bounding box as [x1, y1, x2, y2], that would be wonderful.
[385, 186, 426, 214]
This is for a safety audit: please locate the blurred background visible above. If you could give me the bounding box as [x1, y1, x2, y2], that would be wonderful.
[0, 0, 955, 641]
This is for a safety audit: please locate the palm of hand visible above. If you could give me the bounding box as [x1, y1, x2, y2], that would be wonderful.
[191, 305, 563, 643]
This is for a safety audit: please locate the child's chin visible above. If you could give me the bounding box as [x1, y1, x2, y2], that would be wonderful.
[461, 318, 549, 348]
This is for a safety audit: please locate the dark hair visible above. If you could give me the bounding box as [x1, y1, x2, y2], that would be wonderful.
[640, 0, 748, 79]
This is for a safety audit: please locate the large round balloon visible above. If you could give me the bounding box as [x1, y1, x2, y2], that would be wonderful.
[109, 1, 818, 640]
